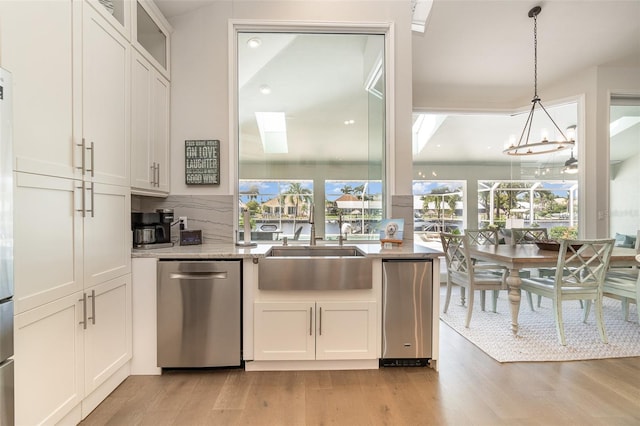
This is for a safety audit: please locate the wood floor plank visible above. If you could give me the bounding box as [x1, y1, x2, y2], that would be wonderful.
[237, 371, 307, 425]
[212, 369, 256, 410]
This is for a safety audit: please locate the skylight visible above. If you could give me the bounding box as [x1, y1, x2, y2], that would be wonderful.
[255, 112, 288, 153]
[610, 116, 640, 137]
[412, 113, 446, 155]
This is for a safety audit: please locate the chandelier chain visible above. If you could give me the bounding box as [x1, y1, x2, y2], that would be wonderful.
[533, 12, 538, 99]
[502, 6, 574, 156]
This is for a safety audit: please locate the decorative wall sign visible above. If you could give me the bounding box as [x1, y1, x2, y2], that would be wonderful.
[185, 140, 220, 185]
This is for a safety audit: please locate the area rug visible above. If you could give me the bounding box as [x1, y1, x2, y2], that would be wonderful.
[439, 288, 640, 362]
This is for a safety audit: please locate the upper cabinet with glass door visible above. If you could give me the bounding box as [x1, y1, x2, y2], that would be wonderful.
[132, 0, 172, 79]
[86, 0, 132, 40]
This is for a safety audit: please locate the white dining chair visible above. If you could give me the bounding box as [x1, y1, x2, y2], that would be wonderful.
[440, 232, 507, 328]
[520, 238, 615, 345]
[511, 227, 549, 245]
[599, 230, 640, 320]
[511, 227, 550, 308]
[464, 229, 507, 311]
[595, 271, 640, 323]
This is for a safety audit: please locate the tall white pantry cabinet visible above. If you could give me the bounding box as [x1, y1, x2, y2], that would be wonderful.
[0, 0, 173, 423]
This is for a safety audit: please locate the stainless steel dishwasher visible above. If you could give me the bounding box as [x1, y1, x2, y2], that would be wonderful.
[381, 259, 433, 367]
[157, 260, 242, 368]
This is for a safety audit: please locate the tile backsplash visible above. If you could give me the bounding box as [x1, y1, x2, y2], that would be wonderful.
[134, 194, 234, 244]
[391, 195, 414, 243]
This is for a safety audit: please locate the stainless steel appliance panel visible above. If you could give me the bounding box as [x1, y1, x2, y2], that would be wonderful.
[0, 69, 12, 302]
[0, 301, 12, 363]
[0, 359, 13, 426]
[157, 260, 241, 368]
[0, 67, 13, 425]
[382, 260, 433, 364]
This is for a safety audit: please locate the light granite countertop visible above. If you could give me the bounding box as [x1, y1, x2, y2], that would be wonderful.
[131, 242, 443, 259]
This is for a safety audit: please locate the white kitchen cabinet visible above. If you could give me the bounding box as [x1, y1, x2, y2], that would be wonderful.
[14, 173, 131, 313]
[132, 0, 171, 79]
[131, 50, 170, 195]
[5, 0, 156, 423]
[13, 173, 83, 313]
[1, 0, 131, 184]
[0, 0, 76, 179]
[14, 276, 132, 425]
[13, 172, 132, 421]
[86, 0, 131, 40]
[83, 275, 132, 396]
[254, 301, 377, 361]
[77, 2, 131, 187]
[14, 293, 85, 426]
[315, 301, 377, 360]
[254, 301, 316, 361]
[83, 182, 132, 286]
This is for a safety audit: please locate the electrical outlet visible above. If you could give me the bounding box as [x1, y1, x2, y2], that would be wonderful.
[179, 216, 188, 230]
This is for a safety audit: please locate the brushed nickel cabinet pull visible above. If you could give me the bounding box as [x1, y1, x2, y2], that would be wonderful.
[86, 141, 95, 177]
[88, 289, 96, 325]
[156, 163, 160, 187]
[319, 306, 322, 336]
[150, 163, 156, 185]
[76, 138, 86, 175]
[309, 307, 313, 336]
[79, 293, 87, 330]
[85, 183, 94, 217]
[76, 181, 86, 218]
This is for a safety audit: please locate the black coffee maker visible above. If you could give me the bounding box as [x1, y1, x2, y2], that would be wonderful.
[155, 208, 174, 243]
[131, 209, 174, 248]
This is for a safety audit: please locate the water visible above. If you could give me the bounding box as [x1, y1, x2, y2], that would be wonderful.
[253, 219, 378, 240]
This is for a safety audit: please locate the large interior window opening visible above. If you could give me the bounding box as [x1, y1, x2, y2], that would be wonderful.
[236, 29, 387, 242]
[412, 103, 579, 243]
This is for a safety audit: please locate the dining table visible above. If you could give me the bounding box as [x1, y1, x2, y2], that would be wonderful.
[467, 244, 640, 336]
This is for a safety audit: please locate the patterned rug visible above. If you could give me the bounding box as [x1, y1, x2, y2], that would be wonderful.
[439, 287, 640, 362]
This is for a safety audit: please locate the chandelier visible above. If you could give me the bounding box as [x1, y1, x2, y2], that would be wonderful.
[503, 6, 575, 156]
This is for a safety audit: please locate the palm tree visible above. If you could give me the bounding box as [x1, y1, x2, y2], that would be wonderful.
[340, 184, 355, 195]
[285, 182, 312, 232]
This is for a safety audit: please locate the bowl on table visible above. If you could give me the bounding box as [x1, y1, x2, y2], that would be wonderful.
[535, 240, 583, 251]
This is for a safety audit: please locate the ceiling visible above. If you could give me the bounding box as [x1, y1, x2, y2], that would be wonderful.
[155, 0, 640, 167]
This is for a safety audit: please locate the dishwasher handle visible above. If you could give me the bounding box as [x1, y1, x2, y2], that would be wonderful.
[169, 272, 228, 280]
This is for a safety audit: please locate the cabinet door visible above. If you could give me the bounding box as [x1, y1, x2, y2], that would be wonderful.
[86, 0, 131, 40]
[14, 293, 84, 426]
[254, 301, 315, 361]
[14, 173, 83, 313]
[84, 274, 132, 394]
[133, 0, 171, 79]
[81, 3, 130, 186]
[83, 183, 131, 287]
[0, 1, 76, 179]
[315, 301, 377, 360]
[151, 71, 170, 192]
[130, 51, 153, 190]
[130, 50, 170, 195]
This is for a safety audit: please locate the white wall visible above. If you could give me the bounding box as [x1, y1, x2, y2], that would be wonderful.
[168, 1, 413, 198]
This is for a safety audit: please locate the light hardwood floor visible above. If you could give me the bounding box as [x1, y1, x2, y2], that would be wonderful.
[81, 320, 640, 426]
